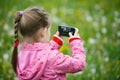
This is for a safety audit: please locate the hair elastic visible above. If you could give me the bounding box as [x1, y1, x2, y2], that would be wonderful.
[14, 39, 19, 47]
[19, 11, 23, 16]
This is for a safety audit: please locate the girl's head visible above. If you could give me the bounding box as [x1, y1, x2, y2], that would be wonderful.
[11, 7, 51, 73]
[15, 7, 51, 43]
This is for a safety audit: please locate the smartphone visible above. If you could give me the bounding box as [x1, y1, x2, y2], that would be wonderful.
[58, 25, 76, 37]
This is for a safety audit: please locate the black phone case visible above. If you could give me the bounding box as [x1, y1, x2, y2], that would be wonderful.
[58, 26, 76, 37]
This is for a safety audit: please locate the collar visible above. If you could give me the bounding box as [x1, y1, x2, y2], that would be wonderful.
[21, 42, 50, 51]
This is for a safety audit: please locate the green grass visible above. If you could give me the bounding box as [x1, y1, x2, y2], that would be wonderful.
[0, 0, 120, 80]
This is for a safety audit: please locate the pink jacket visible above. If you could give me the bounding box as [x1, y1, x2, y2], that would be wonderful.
[17, 35, 86, 80]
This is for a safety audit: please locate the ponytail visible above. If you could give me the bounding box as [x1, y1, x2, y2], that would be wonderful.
[11, 11, 23, 74]
[11, 7, 50, 73]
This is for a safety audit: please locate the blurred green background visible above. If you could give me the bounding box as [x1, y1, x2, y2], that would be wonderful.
[0, 0, 120, 80]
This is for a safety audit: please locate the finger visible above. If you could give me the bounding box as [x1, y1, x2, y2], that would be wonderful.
[55, 31, 63, 38]
[74, 28, 79, 36]
[69, 32, 73, 37]
[55, 31, 59, 36]
[75, 28, 79, 33]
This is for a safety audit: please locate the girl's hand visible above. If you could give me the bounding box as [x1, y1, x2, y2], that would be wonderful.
[55, 31, 60, 36]
[69, 28, 80, 38]
[55, 31, 63, 39]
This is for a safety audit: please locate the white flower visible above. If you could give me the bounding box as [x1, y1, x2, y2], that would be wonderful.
[88, 38, 96, 44]
[9, 29, 14, 36]
[96, 33, 101, 39]
[101, 27, 107, 34]
[93, 21, 99, 27]
[91, 68, 96, 74]
[117, 31, 120, 37]
[14, 77, 18, 80]
[0, 39, 3, 47]
[104, 57, 109, 62]
[111, 22, 117, 28]
[86, 12, 92, 22]
[3, 53, 9, 60]
[114, 11, 119, 17]
[86, 15, 92, 22]
[7, 11, 12, 18]
[52, 16, 60, 23]
[4, 24, 9, 31]
[101, 16, 107, 26]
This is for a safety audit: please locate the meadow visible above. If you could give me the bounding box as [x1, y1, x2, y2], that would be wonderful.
[0, 0, 120, 80]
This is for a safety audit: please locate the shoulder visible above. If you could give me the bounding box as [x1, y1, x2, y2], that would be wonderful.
[47, 49, 64, 63]
[47, 49, 70, 64]
[48, 49, 60, 59]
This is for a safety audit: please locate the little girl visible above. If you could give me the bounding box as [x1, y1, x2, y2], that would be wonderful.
[11, 7, 86, 80]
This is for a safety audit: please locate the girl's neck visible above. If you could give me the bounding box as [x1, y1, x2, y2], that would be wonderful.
[23, 36, 40, 44]
[23, 36, 48, 44]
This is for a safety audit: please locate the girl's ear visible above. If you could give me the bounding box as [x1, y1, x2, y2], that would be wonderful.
[39, 27, 47, 37]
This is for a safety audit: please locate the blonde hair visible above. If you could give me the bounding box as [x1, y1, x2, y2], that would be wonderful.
[11, 7, 51, 73]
